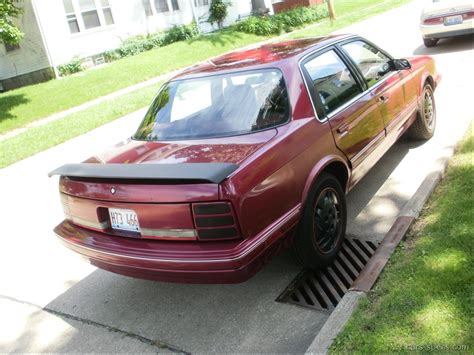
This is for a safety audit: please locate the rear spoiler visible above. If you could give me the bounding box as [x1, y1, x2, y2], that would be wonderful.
[48, 163, 239, 184]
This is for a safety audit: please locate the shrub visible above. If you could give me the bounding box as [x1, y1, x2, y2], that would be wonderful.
[208, 0, 229, 29]
[117, 35, 151, 57]
[57, 57, 83, 76]
[162, 22, 199, 45]
[116, 22, 198, 58]
[103, 49, 121, 62]
[235, 5, 328, 35]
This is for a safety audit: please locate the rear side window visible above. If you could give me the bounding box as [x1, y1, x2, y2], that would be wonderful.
[342, 40, 391, 87]
[303, 50, 361, 115]
[134, 69, 290, 141]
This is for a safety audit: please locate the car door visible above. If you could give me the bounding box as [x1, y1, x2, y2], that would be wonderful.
[339, 39, 409, 136]
[301, 47, 386, 180]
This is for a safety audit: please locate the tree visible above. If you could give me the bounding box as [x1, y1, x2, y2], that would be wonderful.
[0, 0, 24, 44]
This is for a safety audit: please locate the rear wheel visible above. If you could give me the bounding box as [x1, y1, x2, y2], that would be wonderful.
[408, 83, 436, 140]
[294, 173, 346, 269]
[423, 38, 438, 47]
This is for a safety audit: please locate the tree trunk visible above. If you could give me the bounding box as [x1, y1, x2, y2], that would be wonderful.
[327, 0, 336, 20]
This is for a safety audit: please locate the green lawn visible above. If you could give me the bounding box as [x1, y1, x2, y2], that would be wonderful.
[0, 0, 409, 136]
[331, 126, 473, 353]
[0, 82, 162, 168]
[0, 30, 270, 134]
[0, 0, 413, 167]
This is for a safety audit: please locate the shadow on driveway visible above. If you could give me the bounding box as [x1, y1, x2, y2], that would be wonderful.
[413, 34, 473, 55]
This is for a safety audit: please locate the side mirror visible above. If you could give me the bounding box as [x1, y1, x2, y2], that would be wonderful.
[389, 58, 411, 71]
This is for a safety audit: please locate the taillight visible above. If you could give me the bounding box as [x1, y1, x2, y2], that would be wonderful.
[422, 16, 444, 25]
[192, 202, 240, 241]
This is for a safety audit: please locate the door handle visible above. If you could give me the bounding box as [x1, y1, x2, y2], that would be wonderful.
[336, 127, 349, 137]
[378, 94, 389, 102]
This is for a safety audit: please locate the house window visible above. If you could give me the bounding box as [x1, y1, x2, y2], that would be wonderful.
[194, 0, 208, 6]
[5, 43, 20, 52]
[154, 0, 169, 13]
[78, 0, 101, 29]
[63, 0, 80, 33]
[63, 0, 115, 34]
[171, 0, 179, 11]
[101, 0, 114, 25]
[143, 0, 153, 16]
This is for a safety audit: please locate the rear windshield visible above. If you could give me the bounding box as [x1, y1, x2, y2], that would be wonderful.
[133, 69, 290, 141]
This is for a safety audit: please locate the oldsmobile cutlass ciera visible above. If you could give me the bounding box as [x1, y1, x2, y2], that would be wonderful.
[50, 34, 440, 283]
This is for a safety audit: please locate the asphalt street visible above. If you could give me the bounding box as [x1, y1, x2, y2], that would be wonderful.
[0, 0, 472, 352]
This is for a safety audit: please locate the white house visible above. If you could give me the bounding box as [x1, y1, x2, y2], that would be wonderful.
[0, 0, 274, 91]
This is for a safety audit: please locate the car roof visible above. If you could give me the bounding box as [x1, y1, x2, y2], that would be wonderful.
[172, 33, 355, 80]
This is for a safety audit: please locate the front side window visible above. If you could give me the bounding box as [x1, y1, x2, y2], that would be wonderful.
[134, 69, 290, 141]
[304, 50, 361, 115]
[342, 40, 391, 87]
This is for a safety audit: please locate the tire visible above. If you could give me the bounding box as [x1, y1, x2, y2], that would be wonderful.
[408, 83, 436, 140]
[423, 38, 438, 47]
[293, 172, 347, 269]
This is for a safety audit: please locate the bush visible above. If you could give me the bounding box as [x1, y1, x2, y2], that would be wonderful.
[103, 49, 122, 62]
[116, 22, 198, 57]
[208, 0, 229, 29]
[235, 5, 328, 35]
[57, 57, 83, 76]
[118, 35, 152, 57]
[162, 22, 199, 45]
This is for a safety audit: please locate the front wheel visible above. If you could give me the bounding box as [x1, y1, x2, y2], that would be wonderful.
[293, 173, 347, 269]
[408, 83, 436, 140]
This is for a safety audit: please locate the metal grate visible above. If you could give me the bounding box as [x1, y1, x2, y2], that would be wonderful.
[277, 238, 379, 312]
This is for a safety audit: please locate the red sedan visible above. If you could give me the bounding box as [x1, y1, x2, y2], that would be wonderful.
[50, 34, 440, 283]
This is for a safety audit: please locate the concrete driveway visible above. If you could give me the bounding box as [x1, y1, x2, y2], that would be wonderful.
[1, 0, 472, 352]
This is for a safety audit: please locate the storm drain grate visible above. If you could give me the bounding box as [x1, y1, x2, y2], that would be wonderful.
[277, 238, 379, 312]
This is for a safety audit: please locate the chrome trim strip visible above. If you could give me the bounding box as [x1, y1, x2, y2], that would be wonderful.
[65, 215, 110, 230]
[57, 204, 302, 264]
[140, 228, 197, 238]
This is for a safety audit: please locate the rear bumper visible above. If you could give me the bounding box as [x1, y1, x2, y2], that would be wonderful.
[420, 20, 474, 39]
[54, 207, 299, 283]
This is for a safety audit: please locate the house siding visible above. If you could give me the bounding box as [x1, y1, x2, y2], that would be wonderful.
[0, 0, 52, 84]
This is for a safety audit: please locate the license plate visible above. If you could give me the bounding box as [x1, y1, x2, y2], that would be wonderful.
[444, 15, 463, 26]
[109, 208, 140, 232]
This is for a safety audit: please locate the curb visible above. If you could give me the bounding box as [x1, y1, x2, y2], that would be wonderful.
[305, 138, 457, 354]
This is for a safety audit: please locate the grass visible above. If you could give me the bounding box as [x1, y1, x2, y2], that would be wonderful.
[0, 82, 162, 167]
[0, 30, 269, 134]
[330, 126, 474, 353]
[0, 0, 413, 168]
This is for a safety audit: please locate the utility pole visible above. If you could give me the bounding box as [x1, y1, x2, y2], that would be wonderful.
[327, 0, 336, 21]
